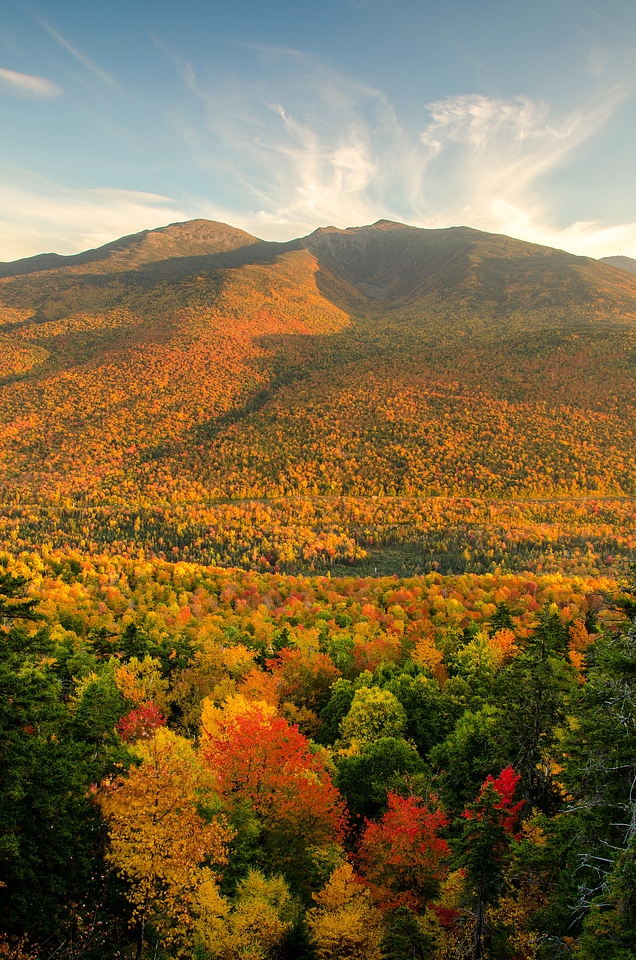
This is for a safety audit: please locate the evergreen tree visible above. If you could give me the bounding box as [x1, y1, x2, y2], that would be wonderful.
[553, 618, 636, 952]
[496, 605, 575, 815]
[453, 768, 523, 960]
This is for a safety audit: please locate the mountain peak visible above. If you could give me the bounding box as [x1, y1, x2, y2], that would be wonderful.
[0, 218, 260, 279]
[369, 218, 411, 229]
[142, 218, 259, 244]
[309, 219, 412, 238]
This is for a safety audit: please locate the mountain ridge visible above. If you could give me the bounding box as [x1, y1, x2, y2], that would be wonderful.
[0, 219, 636, 316]
[0, 219, 261, 278]
[4, 217, 636, 322]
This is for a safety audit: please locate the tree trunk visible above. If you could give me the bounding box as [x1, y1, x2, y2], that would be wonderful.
[473, 881, 486, 960]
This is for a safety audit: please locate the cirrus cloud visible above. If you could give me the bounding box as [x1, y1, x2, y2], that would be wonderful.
[173, 48, 636, 257]
[0, 67, 61, 100]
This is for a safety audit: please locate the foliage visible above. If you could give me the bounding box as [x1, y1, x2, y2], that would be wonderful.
[0, 547, 633, 957]
[202, 700, 345, 890]
[338, 686, 407, 750]
[98, 727, 232, 956]
[1, 226, 636, 578]
[2, 219, 636, 955]
[196, 869, 298, 960]
[357, 792, 449, 910]
[453, 767, 524, 959]
[307, 863, 385, 960]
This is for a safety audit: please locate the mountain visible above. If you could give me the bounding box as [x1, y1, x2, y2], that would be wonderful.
[600, 254, 636, 276]
[305, 221, 636, 317]
[0, 219, 260, 278]
[1, 218, 635, 575]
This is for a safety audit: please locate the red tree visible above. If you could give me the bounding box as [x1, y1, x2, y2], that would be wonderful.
[117, 703, 167, 742]
[266, 647, 341, 714]
[357, 792, 449, 911]
[202, 706, 345, 880]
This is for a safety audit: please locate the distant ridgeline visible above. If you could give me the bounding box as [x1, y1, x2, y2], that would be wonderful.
[0, 218, 635, 575]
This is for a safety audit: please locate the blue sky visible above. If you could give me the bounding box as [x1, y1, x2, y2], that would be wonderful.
[1, 0, 636, 260]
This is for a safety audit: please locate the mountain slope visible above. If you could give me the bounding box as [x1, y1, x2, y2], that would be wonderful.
[304, 220, 636, 321]
[4, 218, 636, 320]
[600, 254, 636, 276]
[0, 219, 261, 278]
[0, 218, 635, 575]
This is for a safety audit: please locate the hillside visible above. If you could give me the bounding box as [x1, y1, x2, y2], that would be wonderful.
[601, 254, 636, 276]
[0, 218, 635, 575]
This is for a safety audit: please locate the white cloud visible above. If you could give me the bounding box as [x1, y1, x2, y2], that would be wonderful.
[178, 59, 405, 236]
[406, 87, 636, 257]
[0, 179, 191, 261]
[173, 54, 636, 257]
[0, 67, 61, 99]
[411, 89, 627, 232]
[521, 219, 636, 260]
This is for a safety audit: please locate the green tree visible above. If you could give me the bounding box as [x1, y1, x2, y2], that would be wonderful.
[550, 619, 636, 953]
[0, 572, 111, 950]
[339, 686, 407, 750]
[0, 568, 40, 627]
[496, 605, 575, 814]
[336, 736, 426, 821]
[453, 767, 523, 960]
[382, 665, 457, 758]
[430, 705, 505, 815]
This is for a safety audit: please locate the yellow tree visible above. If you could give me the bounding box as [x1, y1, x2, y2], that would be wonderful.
[307, 863, 385, 960]
[195, 869, 297, 960]
[338, 687, 407, 753]
[98, 727, 232, 958]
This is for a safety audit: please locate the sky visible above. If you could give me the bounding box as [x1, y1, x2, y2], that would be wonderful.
[1, 0, 636, 261]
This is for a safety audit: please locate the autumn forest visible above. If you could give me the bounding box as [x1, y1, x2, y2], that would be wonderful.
[1, 219, 635, 959]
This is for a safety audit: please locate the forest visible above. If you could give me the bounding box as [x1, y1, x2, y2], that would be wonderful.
[1, 226, 636, 579]
[1, 550, 635, 959]
[1, 220, 636, 958]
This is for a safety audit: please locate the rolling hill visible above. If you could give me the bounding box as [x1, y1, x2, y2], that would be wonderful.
[1, 219, 635, 575]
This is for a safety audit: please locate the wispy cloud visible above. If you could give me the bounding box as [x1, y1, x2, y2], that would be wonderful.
[36, 17, 120, 90]
[173, 49, 636, 256]
[410, 87, 630, 232]
[3, 46, 636, 262]
[0, 178, 190, 261]
[178, 55, 402, 233]
[0, 66, 61, 99]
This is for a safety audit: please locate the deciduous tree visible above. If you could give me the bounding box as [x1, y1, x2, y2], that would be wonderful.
[357, 791, 449, 911]
[307, 863, 384, 960]
[98, 727, 231, 958]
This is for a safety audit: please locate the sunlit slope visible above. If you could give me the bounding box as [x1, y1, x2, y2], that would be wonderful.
[0, 217, 635, 509]
[179, 329, 636, 500]
[0, 224, 349, 500]
[0, 218, 260, 278]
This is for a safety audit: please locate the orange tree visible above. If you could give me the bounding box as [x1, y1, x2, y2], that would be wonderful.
[202, 703, 346, 896]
